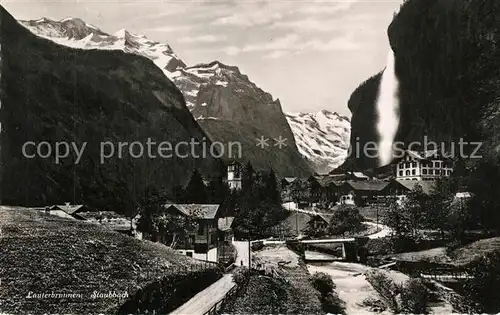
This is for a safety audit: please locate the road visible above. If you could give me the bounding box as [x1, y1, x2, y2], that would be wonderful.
[170, 273, 235, 315]
[233, 240, 251, 267]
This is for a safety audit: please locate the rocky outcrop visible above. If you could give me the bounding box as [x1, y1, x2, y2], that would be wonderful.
[344, 0, 500, 170]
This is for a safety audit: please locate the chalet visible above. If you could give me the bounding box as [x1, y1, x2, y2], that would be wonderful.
[308, 213, 332, 230]
[340, 181, 390, 207]
[217, 216, 235, 244]
[281, 177, 297, 190]
[315, 176, 344, 203]
[392, 179, 436, 195]
[395, 150, 454, 181]
[48, 203, 89, 220]
[162, 203, 222, 254]
[346, 171, 370, 181]
[77, 210, 133, 235]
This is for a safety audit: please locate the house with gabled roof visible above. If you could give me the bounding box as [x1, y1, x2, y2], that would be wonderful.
[340, 180, 390, 206]
[48, 203, 89, 220]
[162, 203, 223, 254]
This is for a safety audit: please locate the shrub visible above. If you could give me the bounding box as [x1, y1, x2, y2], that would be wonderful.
[365, 270, 400, 312]
[251, 241, 264, 251]
[465, 251, 500, 313]
[361, 296, 387, 313]
[322, 292, 346, 314]
[233, 267, 250, 286]
[399, 279, 429, 314]
[310, 272, 335, 295]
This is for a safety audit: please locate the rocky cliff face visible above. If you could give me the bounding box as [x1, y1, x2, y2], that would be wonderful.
[285, 110, 350, 174]
[0, 6, 223, 208]
[344, 0, 500, 170]
[20, 17, 312, 177]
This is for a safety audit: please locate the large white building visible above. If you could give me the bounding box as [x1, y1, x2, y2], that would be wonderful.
[396, 150, 454, 181]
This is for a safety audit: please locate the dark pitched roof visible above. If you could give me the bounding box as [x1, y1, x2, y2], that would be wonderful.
[78, 211, 126, 220]
[313, 175, 345, 188]
[164, 204, 221, 220]
[345, 180, 390, 192]
[218, 217, 235, 231]
[395, 179, 436, 195]
[50, 204, 87, 215]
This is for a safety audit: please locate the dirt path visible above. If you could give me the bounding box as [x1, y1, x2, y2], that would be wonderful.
[233, 240, 250, 267]
[170, 273, 235, 315]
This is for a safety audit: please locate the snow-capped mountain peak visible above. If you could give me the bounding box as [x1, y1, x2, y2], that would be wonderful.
[20, 17, 186, 80]
[286, 110, 350, 174]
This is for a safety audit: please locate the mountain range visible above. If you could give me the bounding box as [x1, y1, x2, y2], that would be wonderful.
[20, 17, 350, 175]
[1, 7, 223, 207]
[285, 110, 350, 174]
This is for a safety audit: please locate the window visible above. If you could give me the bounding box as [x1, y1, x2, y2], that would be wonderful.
[399, 171, 403, 176]
[412, 169, 416, 175]
[405, 162, 411, 168]
[412, 162, 417, 167]
[197, 224, 204, 235]
[423, 169, 427, 175]
[434, 161, 440, 168]
[406, 170, 410, 176]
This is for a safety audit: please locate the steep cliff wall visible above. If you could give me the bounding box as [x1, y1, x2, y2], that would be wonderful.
[0, 6, 223, 209]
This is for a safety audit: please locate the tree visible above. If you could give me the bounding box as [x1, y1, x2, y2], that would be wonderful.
[137, 187, 199, 248]
[264, 169, 281, 204]
[328, 205, 364, 236]
[465, 251, 500, 313]
[383, 197, 411, 239]
[402, 185, 429, 238]
[206, 177, 230, 204]
[290, 179, 311, 203]
[241, 161, 255, 193]
[427, 178, 455, 239]
[184, 169, 207, 203]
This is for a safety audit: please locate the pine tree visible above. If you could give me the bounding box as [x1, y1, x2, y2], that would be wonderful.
[184, 169, 207, 203]
[241, 161, 254, 193]
[265, 168, 280, 204]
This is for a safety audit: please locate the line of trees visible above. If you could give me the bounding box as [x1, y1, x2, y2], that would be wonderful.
[137, 162, 287, 245]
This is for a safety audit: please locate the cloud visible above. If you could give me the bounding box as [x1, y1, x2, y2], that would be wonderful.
[178, 34, 227, 43]
[272, 18, 340, 32]
[211, 11, 284, 26]
[220, 32, 358, 59]
[302, 36, 359, 52]
[298, 1, 357, 15]
[144, 25, 192, 33]
[222, 33, 300, 55]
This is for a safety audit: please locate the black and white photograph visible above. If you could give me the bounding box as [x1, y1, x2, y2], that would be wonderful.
[1, 0, 500, 313]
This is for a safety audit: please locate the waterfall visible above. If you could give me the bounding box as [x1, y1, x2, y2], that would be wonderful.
[376, 49, 400, 166]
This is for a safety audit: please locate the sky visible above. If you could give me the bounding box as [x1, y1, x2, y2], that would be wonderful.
[2, 0, 403, 117]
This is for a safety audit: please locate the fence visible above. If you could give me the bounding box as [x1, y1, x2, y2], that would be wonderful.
[203, 282, 238, 315]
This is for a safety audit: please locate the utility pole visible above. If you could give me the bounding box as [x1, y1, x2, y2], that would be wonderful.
[376, 197, 379, 231]
[206, 222, 209, 262]
[248, 239, 251, 268]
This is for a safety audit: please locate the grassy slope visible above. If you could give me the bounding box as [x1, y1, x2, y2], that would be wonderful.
[0, 207, 221, 314]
